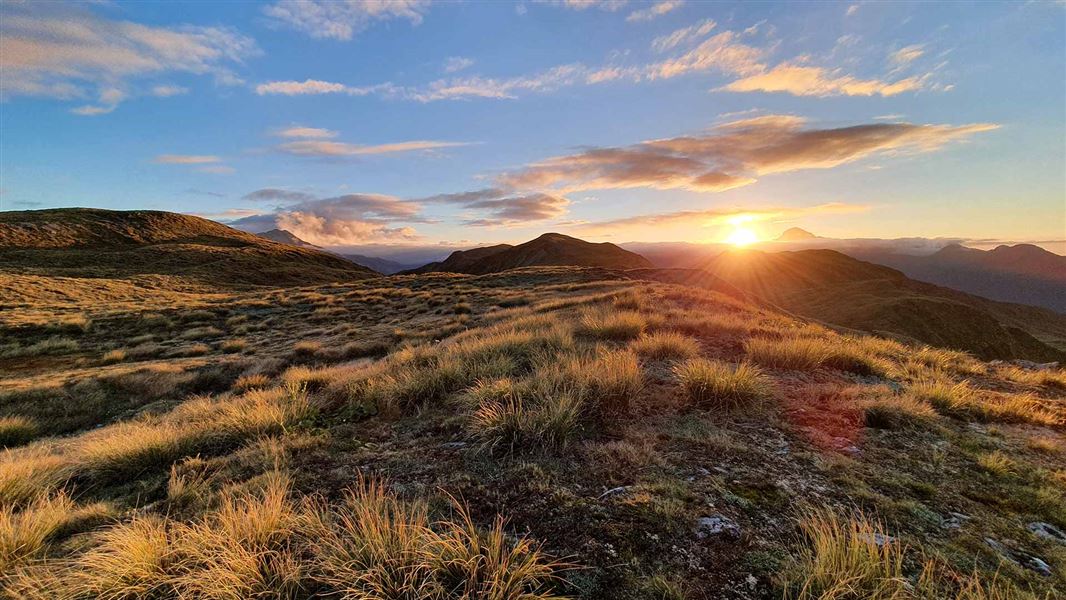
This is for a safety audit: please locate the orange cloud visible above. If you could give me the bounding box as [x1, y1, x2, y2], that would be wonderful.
[721, 64, 926, 97]
[572, 202, 870, 234]
[499, 115, 998, 193]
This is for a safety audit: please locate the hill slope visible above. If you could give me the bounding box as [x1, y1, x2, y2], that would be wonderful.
[0, 209, 378, 288]
[699, 249, 1066, 362]
[411, 233, 652, 274]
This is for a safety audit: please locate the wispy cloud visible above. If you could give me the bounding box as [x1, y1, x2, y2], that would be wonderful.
[651, 18, 715, 52]
[154, 154, 222, 164]
[627, 1, 683, 23]
[0, 3, 257, 112]
[275, 139, 471, 157]
[721, 64, 927, 97]
[420, 188, 570, 226]
[499, 115, 999, 193]
[263, 0, 431, 41]
[274, 126, 338, 139]
[150, 85, 189, 97]
[254, 79, 397, 96]
[536, 0, 628, 12]
[442, 56, 474, 73]
[889, 44, 925, 66]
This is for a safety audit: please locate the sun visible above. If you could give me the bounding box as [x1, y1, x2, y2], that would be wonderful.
[723, 227, 759, 247]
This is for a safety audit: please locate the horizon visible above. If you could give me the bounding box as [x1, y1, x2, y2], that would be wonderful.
[2, 1, 1064, 254]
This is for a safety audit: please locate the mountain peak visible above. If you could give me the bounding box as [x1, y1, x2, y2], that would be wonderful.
[257, 229, 320, 249]
[776, 227, 816, 241]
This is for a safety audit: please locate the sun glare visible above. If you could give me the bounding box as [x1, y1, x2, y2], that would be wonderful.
[724, 227, 759, 246]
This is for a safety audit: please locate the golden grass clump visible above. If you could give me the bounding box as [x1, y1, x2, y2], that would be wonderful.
[578, 349, 644, 421]
[976, 451, 1015, 477]
[1002, 366, 1066, 390]
[0, 447, 72, 506]
[220, 338, 248, 354]
[674, 359, 772, 410]
[911, 380, 1060, 426]
[101, 349, 127, 365]
[578, 309, 647, 341]
[746, 337, 886, 375]
[784, 510, 908, 600]
[470, 385, 582, 452]
[629, 331, 700, 360]
[232, 373, 270, 392]
[0, 492, 86, 574]
[0, 416, 38, 448]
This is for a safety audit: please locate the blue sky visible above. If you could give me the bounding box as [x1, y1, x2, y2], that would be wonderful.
[1, 0, 1063, 254]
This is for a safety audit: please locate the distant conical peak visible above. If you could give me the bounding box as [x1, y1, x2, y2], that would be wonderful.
[776, 227, 816, 241]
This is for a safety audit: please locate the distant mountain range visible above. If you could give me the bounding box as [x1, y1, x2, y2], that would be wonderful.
[626, 232, 1066, 314]
[256, 229, 417, 274]
[406, 232, 653, 275]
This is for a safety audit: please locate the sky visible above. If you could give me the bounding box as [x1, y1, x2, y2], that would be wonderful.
[1, 0, 1064, 257]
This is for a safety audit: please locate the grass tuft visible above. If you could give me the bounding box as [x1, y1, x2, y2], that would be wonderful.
[674, 359, 772, 410]
[629, 331, 700, 360]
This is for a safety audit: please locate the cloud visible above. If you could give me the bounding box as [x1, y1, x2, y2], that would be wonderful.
[150, 85, 189, 97]
[627, 0, 683, 23]
[0, 3, 257, 111]
[254, 79, 397, 96]
[573, 202, 869, 233]
[651, 18, 715, 52]
[229, 191, 423, 245]
[243, 188, 318, 203]
[499, 115, 998, 194]
[274, 139, 471, 157]
[443, 56, 474, 73]
[274, 126, 338, 139]
[421, 188, 569, 226]
[154, 154, 222, 164]
[263, 0, 431, 41]
[721, 64, 926, 97]
[889, 44, 925, 66]
[537, 0, 628, 11]
[846, 4, 859, 16]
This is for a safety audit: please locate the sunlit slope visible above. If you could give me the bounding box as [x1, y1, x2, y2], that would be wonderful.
[410, 232, 653, 274]
[0, 208, 378, 289]
[699, 249, 1066, 362]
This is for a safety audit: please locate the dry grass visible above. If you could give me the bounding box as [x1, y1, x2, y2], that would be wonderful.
[101, 348, 126, 364]
[629, 331, 700, 360]
[976, 451, 1015, 477]
[674, 359, 772, 410]
[912, 380, 1060, 426]
[20, 474, 565, 599]
[220, 338, 248, 354]
[233, 373, 270, 393]
[0, 416, 38, 448]
[784, 510, 908, 600]
[1002, 366, 1066, 390]
[578, 309, 646, 341]
[0, 492, 110, 576]
[746, 337, 886, 375]
[862, 393, 938, 431]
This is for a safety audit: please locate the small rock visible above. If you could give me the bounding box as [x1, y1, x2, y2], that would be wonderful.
[1023, 555, 1053, 577]
[1028, 522, 1066, 545]
[597, 486, 631, 500]
[984, 538, 1017, 563]
[694, 515, 741, 540]
[943, 512, 971, 530]
[440, 441, 467, 450]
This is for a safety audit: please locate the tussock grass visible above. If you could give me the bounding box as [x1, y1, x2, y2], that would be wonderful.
[578, 349, 644, 421]
[101, 348, 126, 364]
[0, 416, 38, 448]
[24, 474, 565, 599]
[912, 380, 1060, 426]
[670, 312, 753, 337]
[746, 337, 886, 375]
[0, 336, 79, 358]
[180, 326, 222, 340]
[976, 451, 1015, 477]
[233, 373, 270, 392]
[578, 309, 646, 341]
[674, 359, 772, 410]
[0, 448, 72, 506]
[0, 492, 110, 575]
[862, 394, 937, 431]
[220, 338, 248, 353]
[292, 340, 323, 357]
[629, 331, 700, 360]
[1002, 366, 1066, 390]
[471, 388, 582, 452]
[784, 510, 908, 600]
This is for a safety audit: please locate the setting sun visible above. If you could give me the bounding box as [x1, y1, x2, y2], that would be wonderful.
[724, 227, 759, 246]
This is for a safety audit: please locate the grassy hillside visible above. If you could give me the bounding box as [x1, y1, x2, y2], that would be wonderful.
[0, 266, 1063, 598]
[0, 209, 378, 290]
[699, 249, 1066, 363]
[412, 233, 653, 274]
